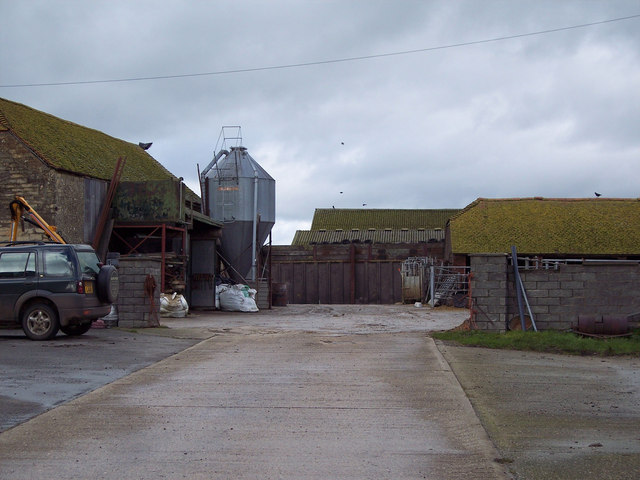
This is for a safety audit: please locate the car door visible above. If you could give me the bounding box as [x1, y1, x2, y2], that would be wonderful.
[0, 250, 37, 322]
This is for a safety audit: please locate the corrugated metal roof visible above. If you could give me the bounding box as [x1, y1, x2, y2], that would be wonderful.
[292, 228, 445, 245]
[450, 197, 640, 255]
[310, 208, 460, 230]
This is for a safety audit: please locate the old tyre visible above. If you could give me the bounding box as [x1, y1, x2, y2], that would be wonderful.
[96, 265, 119, 304]
[60, 322, 92, 336]
[22, 303, 59, 341]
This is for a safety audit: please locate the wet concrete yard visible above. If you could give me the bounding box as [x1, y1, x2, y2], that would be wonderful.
[1, 304, 639, 479]
[0, 305, 510, 479]
[0, 328, 198, 432]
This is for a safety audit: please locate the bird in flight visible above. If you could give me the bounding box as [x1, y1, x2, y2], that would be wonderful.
[594, 192, 602, 197]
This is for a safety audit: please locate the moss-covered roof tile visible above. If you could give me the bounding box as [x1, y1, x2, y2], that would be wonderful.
[311, 208, 459, 231]
[450, 197, 640, 255]
[0, 97, 178, 183]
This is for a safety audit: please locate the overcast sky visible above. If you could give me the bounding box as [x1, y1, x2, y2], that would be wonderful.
[2, 1, 639, 244]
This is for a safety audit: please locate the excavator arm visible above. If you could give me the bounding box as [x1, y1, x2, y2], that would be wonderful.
[9, 196, 66, 244]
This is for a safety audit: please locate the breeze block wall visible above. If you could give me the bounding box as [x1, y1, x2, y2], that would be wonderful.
[470, 254, 640, 331]
[116, 256, 161, 328]
[469, 254, 509, 330]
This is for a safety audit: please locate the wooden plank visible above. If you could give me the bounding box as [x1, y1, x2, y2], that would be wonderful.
[318, 262, 331, 304]
[379, 262, 396, 304]
[392, 261, 403, 303]
[279, 263, 294, 302]
[292, 263, 306, 303]
[331, 263, 346, 304]
[368, 262, 381, 304]
[305, 263, 319, 304]
[354, 262, 367, 304]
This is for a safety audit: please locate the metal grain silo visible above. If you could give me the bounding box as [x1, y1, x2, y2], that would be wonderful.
[200, 146, 275, 282]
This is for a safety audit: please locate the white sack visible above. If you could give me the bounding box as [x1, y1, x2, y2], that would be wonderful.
[218, 284, 259, 312]
[160, 292, 189, 317]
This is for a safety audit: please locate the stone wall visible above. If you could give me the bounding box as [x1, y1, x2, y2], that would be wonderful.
[1, 130, 88, 243]
[116, 256, 161, 328]
[470, 254, 640, 331]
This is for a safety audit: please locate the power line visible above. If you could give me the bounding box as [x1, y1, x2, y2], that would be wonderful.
[1, 13, 639, 89]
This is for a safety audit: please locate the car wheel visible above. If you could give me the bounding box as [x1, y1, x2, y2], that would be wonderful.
[60, 323, 92, 336]
[96, 265, 119, 304]
[22, 303, 59, 341]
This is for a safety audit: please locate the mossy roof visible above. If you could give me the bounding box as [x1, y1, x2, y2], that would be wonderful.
[0, 97, 178, 183]
[310, 208, 460, 231]
[449, 197, 640, 255]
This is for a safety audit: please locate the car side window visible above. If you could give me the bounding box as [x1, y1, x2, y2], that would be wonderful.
[26, 252, 36, 276]
[43, 250, 75, 277]
[0, 252, 34, 278]
[76, 251, 101, 275]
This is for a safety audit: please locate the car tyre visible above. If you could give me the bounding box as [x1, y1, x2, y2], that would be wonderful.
[22, 303, 59, 341]
[60, 322, 92, 336]
[96, 265, 119, 304]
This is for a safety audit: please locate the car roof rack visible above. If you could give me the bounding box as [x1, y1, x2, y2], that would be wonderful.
[1, 241, 52, 247]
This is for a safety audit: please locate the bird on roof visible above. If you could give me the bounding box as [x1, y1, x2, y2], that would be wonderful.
[138, 142, 152, 150]
[594, 192, 602, 197]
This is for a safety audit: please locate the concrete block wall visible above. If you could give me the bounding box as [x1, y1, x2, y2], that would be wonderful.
[469, 254, 509, 330]
[471, 254, 640, 331]
[517, 263, 640, 330]
[116, 257, 161, 328]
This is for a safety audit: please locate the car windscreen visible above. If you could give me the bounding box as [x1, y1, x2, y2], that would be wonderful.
[76, 250, 101, 275]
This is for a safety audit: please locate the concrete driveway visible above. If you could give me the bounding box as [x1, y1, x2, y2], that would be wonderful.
[0, 328, 198, 432]
[0, 305, 511, 479]
[2, 304, 638, 479]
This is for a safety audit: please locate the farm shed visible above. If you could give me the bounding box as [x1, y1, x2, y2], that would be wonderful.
[0, 97, 222, 321]
[270, 208, 460, 304]
[447, 198, 640, 330]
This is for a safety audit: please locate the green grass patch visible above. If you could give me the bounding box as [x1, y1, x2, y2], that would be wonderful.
[431, 329, 640, 356]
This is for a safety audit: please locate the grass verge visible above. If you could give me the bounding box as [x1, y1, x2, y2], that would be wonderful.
[431, 329, 640, 356]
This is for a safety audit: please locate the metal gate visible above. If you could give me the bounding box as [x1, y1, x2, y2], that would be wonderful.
[401, 257, 470, 307]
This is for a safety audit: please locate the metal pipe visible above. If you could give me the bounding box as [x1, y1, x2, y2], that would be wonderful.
[429, 265, 435, 307]
[250, 164, 259, 282]
[178, 177, 183, 223]
[161, 224, 166, 292]
[517, 273, 538, 331]
[200, 149, 229, 180]
[511, 245, 527, 330]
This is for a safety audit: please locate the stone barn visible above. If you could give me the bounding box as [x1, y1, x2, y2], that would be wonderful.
[0, 97, 222, 324]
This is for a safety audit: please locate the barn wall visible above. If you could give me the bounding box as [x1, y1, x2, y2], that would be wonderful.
[470, 254, 640, 331]
[0, 131, 116, 245]
[269, 243, 444, 304]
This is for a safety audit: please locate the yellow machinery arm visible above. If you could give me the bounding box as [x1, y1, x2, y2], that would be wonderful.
[9, 195, 66, 244]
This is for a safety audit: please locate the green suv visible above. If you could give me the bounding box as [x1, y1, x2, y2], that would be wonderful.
[0, 242, 118, 340]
